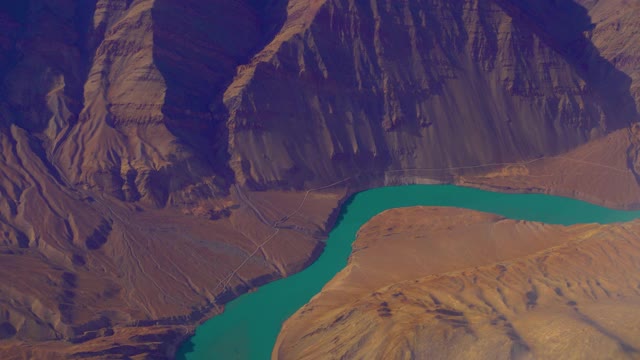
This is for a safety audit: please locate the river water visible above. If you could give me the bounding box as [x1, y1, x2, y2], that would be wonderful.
[177, 185, 640, 359]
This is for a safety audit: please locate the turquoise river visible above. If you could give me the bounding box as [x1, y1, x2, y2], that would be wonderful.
[177, 184, 640, 360]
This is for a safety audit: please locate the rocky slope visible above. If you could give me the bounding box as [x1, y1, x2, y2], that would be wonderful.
[225, 0, 638, 188]
[459, 127, 640, 209]
[0, 0, 640, 358]
[274, 207, 640, 359]
[0, 123, 346, 359]
[577, 0, 640, 110]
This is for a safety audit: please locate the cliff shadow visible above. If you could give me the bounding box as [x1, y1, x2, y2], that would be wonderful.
[494, 0, 639, 131]
[0, 2, 29, 83]
[0, 0, 97, 134]
[153, 0, 288, 190]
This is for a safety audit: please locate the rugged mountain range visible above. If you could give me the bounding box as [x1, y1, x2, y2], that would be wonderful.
[0, 0, 639, 358]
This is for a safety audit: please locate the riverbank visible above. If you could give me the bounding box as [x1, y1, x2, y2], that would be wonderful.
[180, 185, 640, 359]
[175, 129, 640, 359]
[274, 207, 640, 359]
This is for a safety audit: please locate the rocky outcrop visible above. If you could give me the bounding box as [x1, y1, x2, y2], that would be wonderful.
[576, 0, 640, 110]
[0, 0, 287, 209]
[50, 0, 263, 207]
[274, 207, 640, 359]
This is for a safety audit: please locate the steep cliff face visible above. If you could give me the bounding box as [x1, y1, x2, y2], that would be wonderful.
[576, 0, 640, 108]
[50, 0, 264, 207]
[574, 0, 640, 181]
[225, 0, 638, 189]
[2, 0, 637, 203]
[0, 0, 287, 209]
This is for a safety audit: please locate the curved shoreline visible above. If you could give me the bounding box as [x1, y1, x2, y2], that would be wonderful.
[177, 184, 640, 359]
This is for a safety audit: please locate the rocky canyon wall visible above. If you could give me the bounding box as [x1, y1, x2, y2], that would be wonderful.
[226, 0, 638, 189]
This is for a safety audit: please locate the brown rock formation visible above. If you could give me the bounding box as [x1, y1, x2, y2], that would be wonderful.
[577, 0, 640, 110]
[274, 207, 640, 359]
[225, 0, 638, 188]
